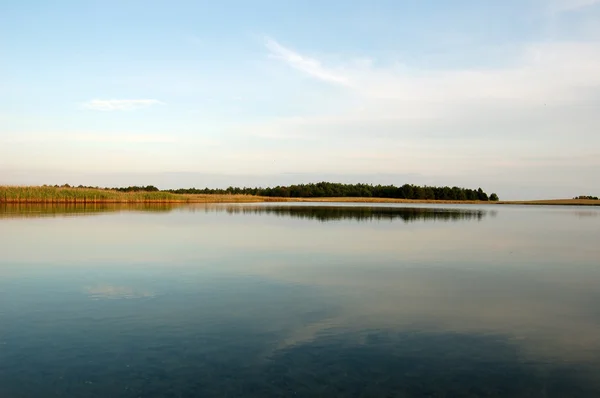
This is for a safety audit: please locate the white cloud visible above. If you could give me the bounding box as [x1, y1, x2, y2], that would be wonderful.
[373, 47, 600, 103]
[251, 36, 600, 191]
[74, 134, 175, 143]
[267, 38, 600, 105]
[82, 99, 164, 111]
[265, 38, 351, 86]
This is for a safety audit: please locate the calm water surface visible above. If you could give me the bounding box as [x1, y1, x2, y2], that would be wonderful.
[1, 203, 599, 397]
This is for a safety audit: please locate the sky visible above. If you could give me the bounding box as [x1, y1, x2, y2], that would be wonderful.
[1, 0, 599, 199]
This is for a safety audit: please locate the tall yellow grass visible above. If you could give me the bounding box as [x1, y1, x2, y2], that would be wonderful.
[0, 186, 269, 203]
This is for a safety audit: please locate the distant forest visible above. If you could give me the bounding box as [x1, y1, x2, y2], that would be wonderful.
[166, 182, 499, 201]
[55, 182, 499, 201]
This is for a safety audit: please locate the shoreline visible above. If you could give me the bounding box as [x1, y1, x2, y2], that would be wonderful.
[1, 197, 599, 206]
[1, 186, 598, 206]
[278, 197, 600, 206]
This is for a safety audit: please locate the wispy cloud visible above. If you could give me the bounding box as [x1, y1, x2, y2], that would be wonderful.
[74, 134, 176, 143]
[551, 0, 600, 12]
[265, 38, 351, 86]
[250, 36, 600, 188]
[82, 99, 164, 111]
[264, 38, 600, 105]
[4, 133, 176, 144]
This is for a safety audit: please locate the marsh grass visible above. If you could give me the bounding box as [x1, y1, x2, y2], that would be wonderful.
[0, 186, 269, 203]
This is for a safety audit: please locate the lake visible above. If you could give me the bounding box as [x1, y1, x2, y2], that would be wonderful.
[1, 203, 599, 397]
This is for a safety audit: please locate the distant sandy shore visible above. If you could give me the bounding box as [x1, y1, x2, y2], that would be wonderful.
[275, 197, 600, 206]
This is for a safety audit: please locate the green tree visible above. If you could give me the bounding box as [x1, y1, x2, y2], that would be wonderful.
[477, 187, 489, 201]
[489, 193, 499, 201]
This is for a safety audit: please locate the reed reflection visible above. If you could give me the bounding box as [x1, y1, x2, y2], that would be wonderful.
[0, 203, 176, 218]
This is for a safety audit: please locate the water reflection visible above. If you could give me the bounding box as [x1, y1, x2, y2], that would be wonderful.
[0, 203, 494, 223]
[264, 330, 600, 397]
[0, 203, 174, 218]
[572, 210, 600, 218]
[218, 204, 492, 222]
[85, 284, 156, 300]
[1, 203, 600, 397]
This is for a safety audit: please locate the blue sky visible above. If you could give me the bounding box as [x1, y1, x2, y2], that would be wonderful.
[1, 0, 599, 199]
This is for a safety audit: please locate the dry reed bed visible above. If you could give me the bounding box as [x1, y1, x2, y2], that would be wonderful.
[0, 186, 272, 203]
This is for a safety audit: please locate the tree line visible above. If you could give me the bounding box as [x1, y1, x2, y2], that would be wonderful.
[167, 182, 500, 201]
[46, 182, 500, 201]
[46, 184, 160, 192]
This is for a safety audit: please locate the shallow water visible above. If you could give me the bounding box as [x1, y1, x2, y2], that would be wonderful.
[1, 203, 599, 397]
